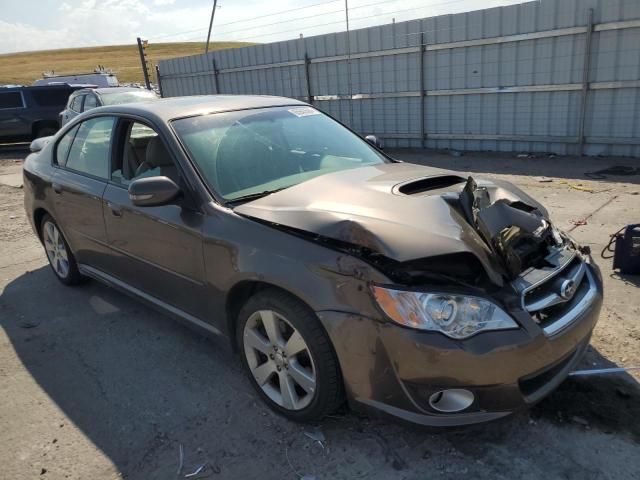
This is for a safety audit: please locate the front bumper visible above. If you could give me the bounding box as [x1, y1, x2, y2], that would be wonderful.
[318, 264, 603, 427]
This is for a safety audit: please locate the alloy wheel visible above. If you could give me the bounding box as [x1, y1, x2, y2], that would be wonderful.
[243, 309, 317, 410]
[43, 221, 70, 279]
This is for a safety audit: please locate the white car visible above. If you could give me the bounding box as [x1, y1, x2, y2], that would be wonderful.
[59, 87, 158, 126]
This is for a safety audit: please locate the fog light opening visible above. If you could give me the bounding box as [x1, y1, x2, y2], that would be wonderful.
[428, 389, 475, 413]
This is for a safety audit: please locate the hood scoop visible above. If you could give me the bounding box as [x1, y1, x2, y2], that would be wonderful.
[396, 175, 466, 195]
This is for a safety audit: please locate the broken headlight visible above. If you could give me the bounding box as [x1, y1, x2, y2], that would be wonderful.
[371, 286, 518, 339]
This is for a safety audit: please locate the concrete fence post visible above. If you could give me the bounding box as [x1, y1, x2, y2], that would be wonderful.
[212, 57, 220, 94]
[304, 54, 313, 104]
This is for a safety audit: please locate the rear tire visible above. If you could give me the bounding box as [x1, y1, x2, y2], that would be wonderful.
[35, 126, 57, 139]
[40, 214, 84, 286]
[237, 288, 344, 422]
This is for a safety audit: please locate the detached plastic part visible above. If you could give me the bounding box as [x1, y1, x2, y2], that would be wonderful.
[611, 224, 640, 274]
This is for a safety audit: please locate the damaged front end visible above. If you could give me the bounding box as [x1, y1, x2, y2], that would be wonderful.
[232, 164, 602, 423]
[235, 163, 598, 336]
[457, 176, 588, 281]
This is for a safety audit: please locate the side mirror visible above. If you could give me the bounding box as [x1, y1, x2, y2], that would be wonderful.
[365, 134, 382, 149]
[128, 176, 180, 207]
[30, 136, 53, 153]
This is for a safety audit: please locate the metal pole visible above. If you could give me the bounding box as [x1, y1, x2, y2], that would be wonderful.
[304, 54, 313, 104]
[136, 37, 151, 90]
[577, 8, 594, 156]
[155, 65, 163, 97]
[419, 32, 426, 149]
[205, 0, 219, 54]
[344, 0, 353, 127]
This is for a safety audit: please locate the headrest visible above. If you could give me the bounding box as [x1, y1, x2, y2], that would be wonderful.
[146, 137, 173, 167]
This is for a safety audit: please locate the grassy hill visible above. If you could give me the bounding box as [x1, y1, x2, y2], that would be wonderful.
[0, 42, 252, 86]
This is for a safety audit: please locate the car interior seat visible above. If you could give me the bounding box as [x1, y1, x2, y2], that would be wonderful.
[135, 137, 179, 182]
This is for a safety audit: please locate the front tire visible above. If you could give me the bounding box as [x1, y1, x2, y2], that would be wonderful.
[237, 289, 344, 422]
[41, 214, 84, 285]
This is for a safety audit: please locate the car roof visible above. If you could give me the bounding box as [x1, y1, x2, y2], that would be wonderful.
[95, 95, 308, 122]
[93, 87, 149, 95]
[1, 85, 77, 91]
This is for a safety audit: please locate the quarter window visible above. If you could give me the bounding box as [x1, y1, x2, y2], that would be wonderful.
[0, 92, 24, 109]
[30, 88, 72, 107]
[65, 117, 115, 179]
[55, 125, 79, 166]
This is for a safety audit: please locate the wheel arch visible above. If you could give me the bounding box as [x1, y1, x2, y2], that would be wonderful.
[31, 120, 59, 138]
[33, 207, 51, 242]
[225, 280, 318, 352]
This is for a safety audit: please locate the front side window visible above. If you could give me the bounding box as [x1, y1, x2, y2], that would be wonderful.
[65, 116, 115, 179]
[0, 92, 24, 109]
[83, 94, 98, 111]
[172, 106, 387, 200]
[111, 121, 178, 186]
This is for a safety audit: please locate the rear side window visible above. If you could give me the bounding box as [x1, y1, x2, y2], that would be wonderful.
[55, 125, 79, 166]
[29, 88, 72, 107]
[65, 116, 115, 179]
[0, 92, 24, 109]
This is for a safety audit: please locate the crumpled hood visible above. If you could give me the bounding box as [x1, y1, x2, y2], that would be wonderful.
[235, 162, 548, 283]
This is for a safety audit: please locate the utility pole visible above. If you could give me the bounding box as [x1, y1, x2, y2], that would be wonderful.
[205, 0, 219, 54]
[136, 37, 151, 90]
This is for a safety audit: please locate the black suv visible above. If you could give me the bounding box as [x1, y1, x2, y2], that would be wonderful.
[0, 85, 83, 142]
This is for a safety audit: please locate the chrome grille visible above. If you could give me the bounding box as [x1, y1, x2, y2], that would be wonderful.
[513, 251, 597, 336]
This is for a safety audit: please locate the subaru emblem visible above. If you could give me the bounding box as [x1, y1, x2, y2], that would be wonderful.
[560, 279, 577, 300]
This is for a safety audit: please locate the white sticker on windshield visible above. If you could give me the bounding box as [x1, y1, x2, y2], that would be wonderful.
[288, 107, 320, 117]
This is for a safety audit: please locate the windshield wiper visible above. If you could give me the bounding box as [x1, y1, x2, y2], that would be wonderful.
[226, 187, 288, 205]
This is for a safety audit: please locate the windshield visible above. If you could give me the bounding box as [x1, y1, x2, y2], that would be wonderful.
[172, 106, 388, 201]
[99, 90, 157, 105]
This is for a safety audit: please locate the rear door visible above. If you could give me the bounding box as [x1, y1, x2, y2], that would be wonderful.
[51, 115, 115, 271]
[60, 94, 84, 126]
[0, 90, 28, 138]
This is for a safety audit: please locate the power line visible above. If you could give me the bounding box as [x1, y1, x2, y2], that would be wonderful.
[157, 0, 378, 41]
[196, 0, 392, 39]
[155, 0, 343, 40]
[180, 0, 471, 43]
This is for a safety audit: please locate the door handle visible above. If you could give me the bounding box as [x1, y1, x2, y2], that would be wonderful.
[107, 201, 123, 217]
[52, 183, 62, 194]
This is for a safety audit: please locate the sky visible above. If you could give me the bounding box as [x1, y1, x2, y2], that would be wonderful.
[0, 0, 531, 54]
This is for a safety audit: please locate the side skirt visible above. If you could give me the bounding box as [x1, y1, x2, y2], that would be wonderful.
[78, 264, 222, 336]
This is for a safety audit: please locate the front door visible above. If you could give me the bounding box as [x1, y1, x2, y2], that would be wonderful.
[102, 120, 208, 319]
[50, 116, 115, 271]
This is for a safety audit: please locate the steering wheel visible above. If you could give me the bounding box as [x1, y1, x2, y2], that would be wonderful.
[298, 149, 325, 172]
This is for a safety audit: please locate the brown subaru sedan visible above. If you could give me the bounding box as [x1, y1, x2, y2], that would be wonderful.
[23, 95, 602, 426]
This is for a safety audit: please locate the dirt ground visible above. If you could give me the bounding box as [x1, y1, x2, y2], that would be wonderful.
[1, 145, 639, 480]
